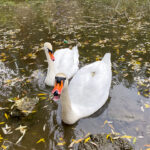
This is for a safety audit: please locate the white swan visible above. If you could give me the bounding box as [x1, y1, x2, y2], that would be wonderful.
[52, 53, 112, 124]
[43, 42, 79, 86]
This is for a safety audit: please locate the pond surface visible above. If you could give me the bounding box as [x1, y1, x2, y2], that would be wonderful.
[0, 0, 149, 149]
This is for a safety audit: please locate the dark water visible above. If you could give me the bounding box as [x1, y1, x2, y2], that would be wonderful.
[0, 0, 149, 149]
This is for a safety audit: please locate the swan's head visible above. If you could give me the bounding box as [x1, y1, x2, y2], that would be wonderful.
[52, 73, 67, 101]
[44, 42, 55, 61]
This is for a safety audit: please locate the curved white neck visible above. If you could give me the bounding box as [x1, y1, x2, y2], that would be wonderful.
[45, 51, 54, 68]
[45, 51, 55, 86]
[60, 84, 78, 124]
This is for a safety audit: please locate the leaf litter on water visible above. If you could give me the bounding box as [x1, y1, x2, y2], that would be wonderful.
[36, 138, 45, 144]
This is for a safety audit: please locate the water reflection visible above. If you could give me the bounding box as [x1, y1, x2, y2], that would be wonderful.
[0, 0, 149, 149]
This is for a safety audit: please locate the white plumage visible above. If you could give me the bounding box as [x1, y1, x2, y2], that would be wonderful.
[53, 53, 112, 124]
[43, 42, 79, 86]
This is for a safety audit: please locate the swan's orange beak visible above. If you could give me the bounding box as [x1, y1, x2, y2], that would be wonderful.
[52, 80, 63, 101]
[49, 52, 55, 61]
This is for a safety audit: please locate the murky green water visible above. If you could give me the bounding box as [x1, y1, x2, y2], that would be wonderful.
[0, 0, 149, 149]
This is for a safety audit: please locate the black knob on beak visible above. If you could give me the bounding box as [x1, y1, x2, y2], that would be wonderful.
[54, 91, 59, 96]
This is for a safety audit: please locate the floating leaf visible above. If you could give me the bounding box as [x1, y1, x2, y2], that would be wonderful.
[1, 145, 8, 150]
[59, 138, 64, 141]
[2, 124, 12, 134]
[38, 93, 47, 96]
[104, 120, 108, 125]
[144, 104, 150, 108]
[0, 134, 3, 140]
[116, 49, 119, 55]
[133, 137, 136, 144]
[15, 125, 27, 134]
[40, 97, 47, 100]
[22, 110, 36, 113]
[146, 148, 150, 150]
[106, 133, 111, 139]
[36, 138, 45, 143]
[57, 142, 66, 146]
[118, 57, 125, 61]
[84, 137, 90, 143]
[120, 135, 133, 139]
[4, 113, 9, 120]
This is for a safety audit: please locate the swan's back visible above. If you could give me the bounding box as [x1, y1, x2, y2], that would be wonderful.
[68, 53, 112, 118]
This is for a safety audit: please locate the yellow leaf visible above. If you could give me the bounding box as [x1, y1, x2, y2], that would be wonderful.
[138, 91, 140, 95]
[36, 138, 45, 143]
[106, 134, 111, 139]
[113, 70, 118, 74]
[57, 142, 66, 146]
[119, 57, 125, 61]
[144, 104, 150, 108]
[0, 122, 5, 125]
[146, 148, 150, 150]
[0, 135, 3, 140]
[1, 145, 7, 150]
[104, 120, 108, 125]
[4, 113, 9, 120]
[40, 97, 47, 100]
[28, 53, 33, 57]
[38, 93, 47, 96]
[59, 138, 64, 141]
[5, 80, 11, 83]
[96, 57, 99, 61]
[120, 135, 133, 139]
[116, 49, 119, 55]
[26, 79, 31, 83]
[135, 61, 141, 65]
[133, 137, 136, 144]
[22, 110, 36, 113]
[84, 137, 90, 143]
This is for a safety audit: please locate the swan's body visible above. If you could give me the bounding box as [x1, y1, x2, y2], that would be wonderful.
[52, 53, 112, 124]
[44, 42, 79, 86]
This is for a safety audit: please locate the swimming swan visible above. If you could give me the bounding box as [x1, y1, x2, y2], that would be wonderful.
[52, 53, 112, 124]
[43, 42, 79, 86]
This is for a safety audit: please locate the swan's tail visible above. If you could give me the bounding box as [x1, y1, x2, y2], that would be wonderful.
[102, 53, 111, 66]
